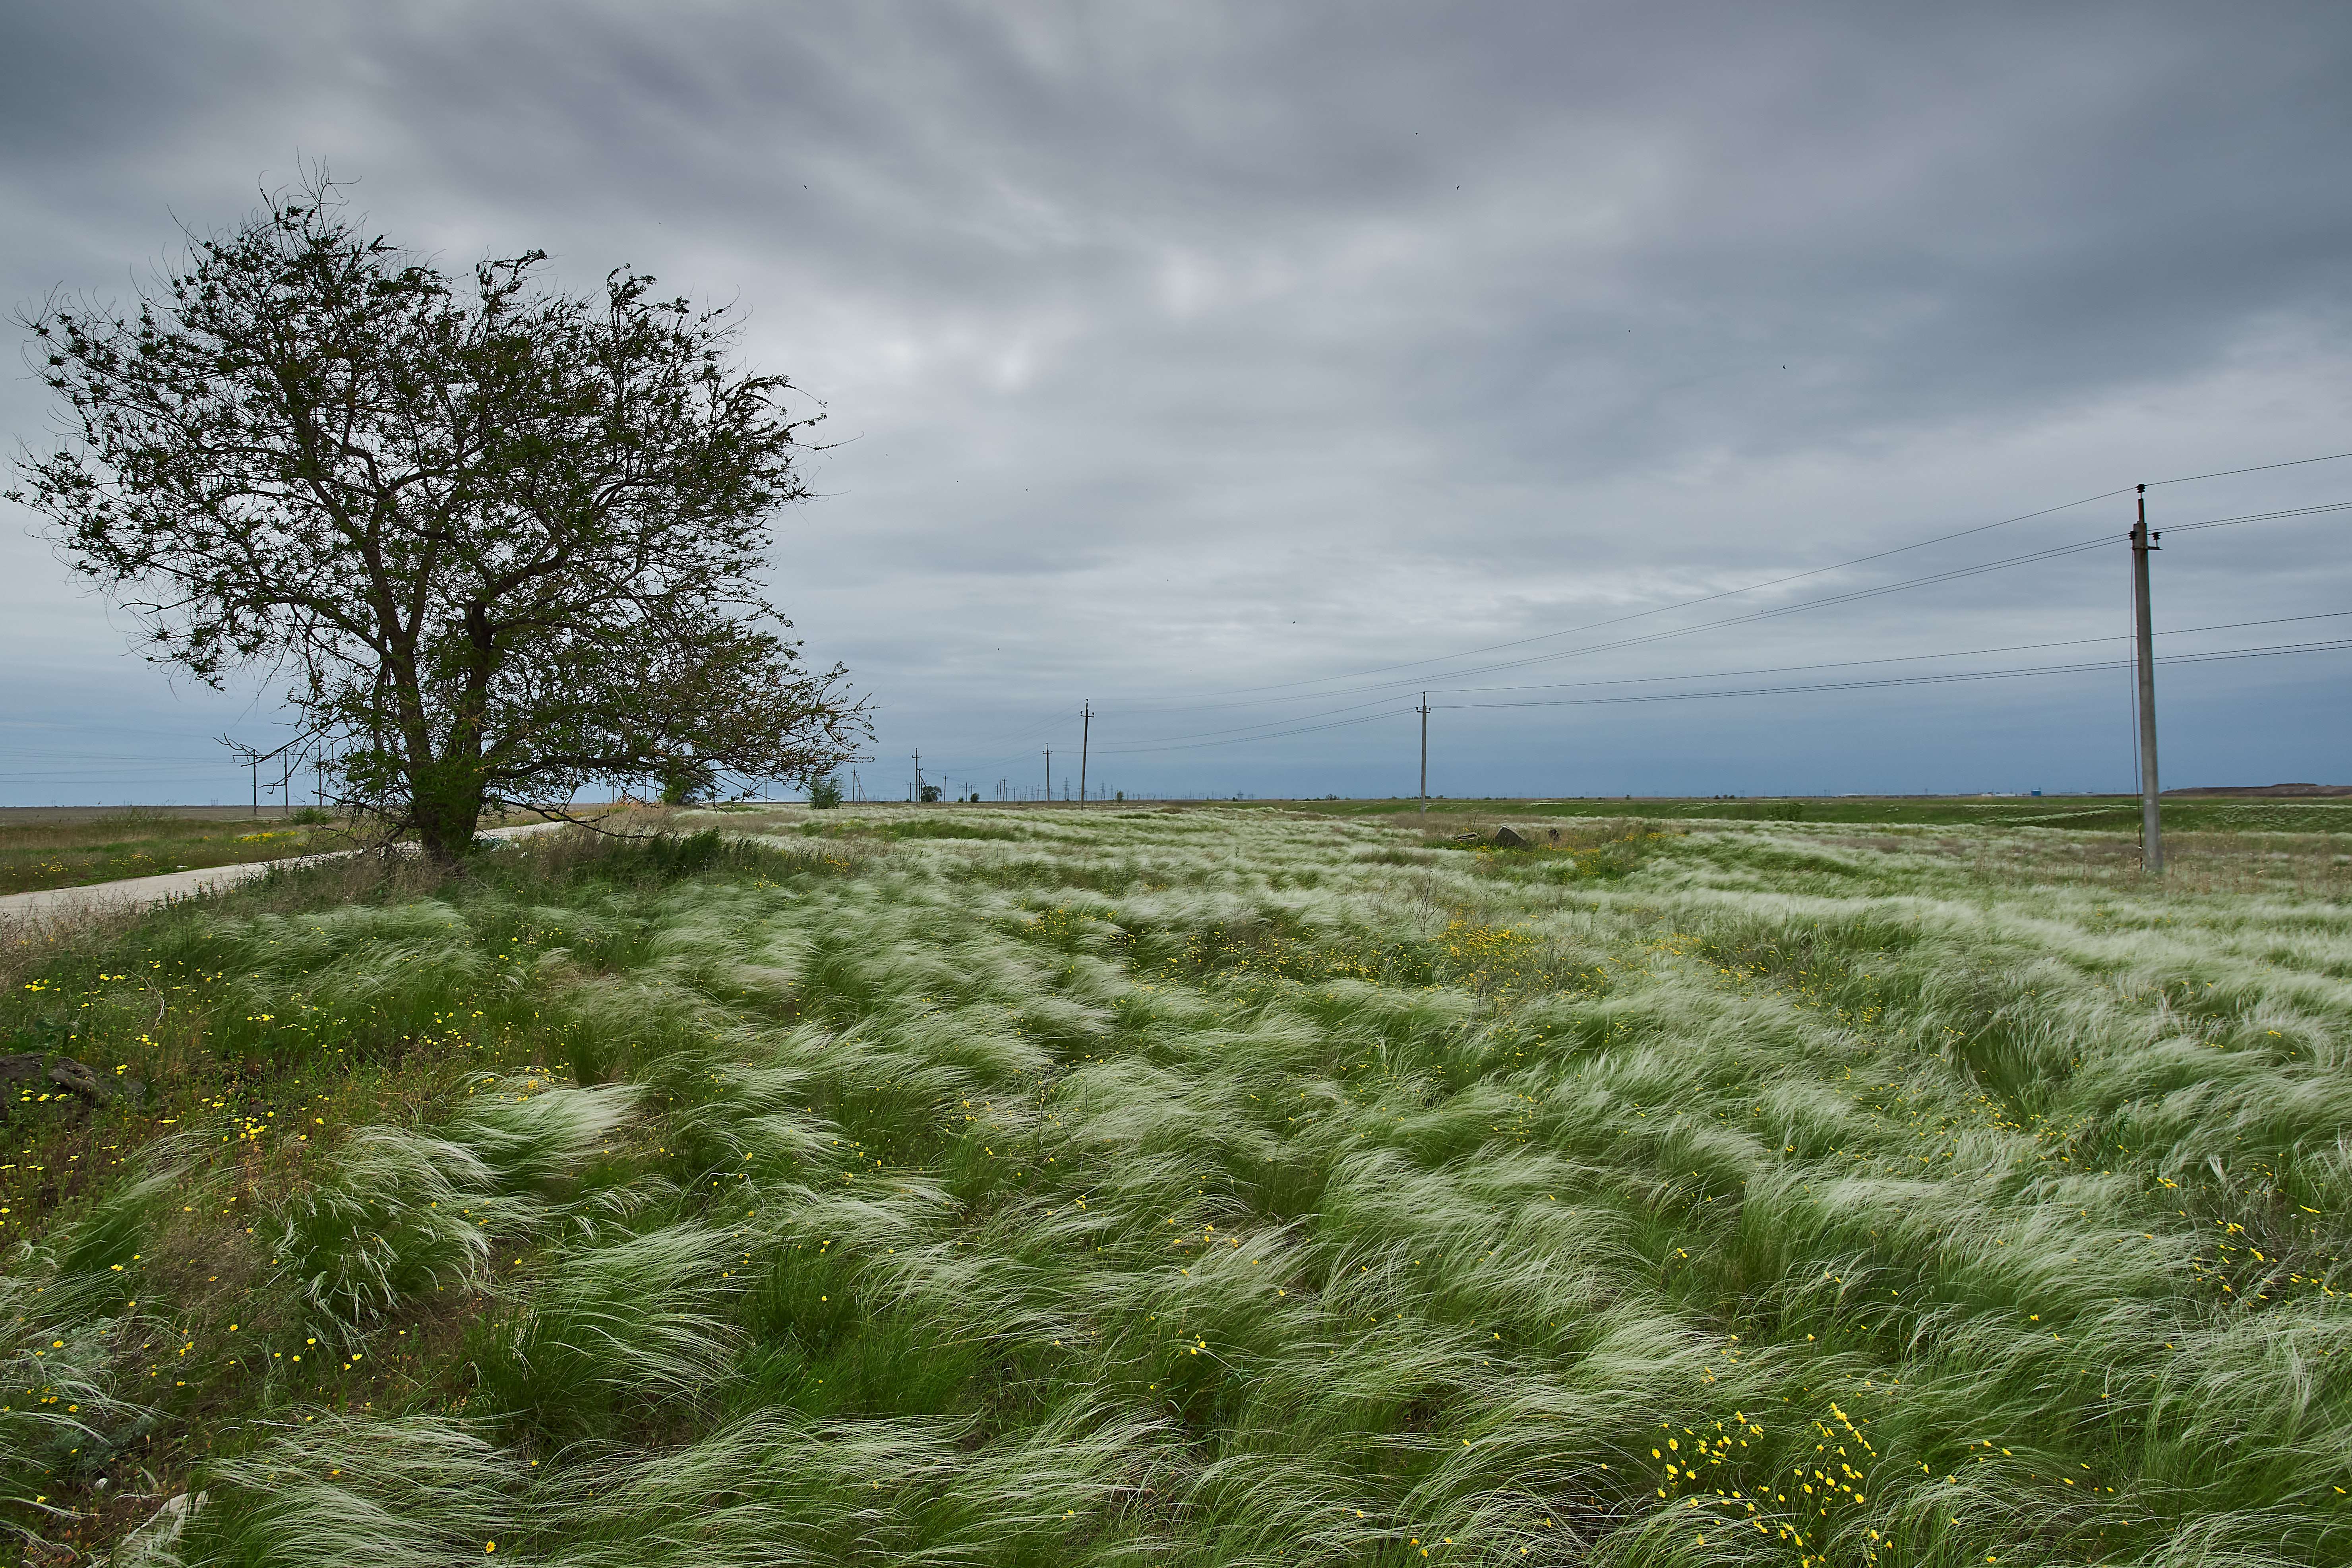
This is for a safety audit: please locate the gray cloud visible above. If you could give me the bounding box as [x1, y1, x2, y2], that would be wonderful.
[6, 0, 2350, 803]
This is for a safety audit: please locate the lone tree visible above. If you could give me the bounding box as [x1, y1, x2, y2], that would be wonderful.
[13, 178, 868, 863]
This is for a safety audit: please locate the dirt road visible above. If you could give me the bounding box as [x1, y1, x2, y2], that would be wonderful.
[0, 821, 569, 922]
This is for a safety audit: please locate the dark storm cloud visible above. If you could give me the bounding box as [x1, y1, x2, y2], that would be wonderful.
[5, 1, 2351, 803]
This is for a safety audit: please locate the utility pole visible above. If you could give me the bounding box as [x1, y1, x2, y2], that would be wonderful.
[1042, 745, 1051, 805]
[1417, 693, 1431, 817]
[2131, 484, 2163, 874]
[1078, 702, 1092, 809]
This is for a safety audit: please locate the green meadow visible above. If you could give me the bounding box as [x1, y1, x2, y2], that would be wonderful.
[1, 806, 2347, 1565]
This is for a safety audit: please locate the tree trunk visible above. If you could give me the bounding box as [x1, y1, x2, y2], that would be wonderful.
[412, 757, 484, 868]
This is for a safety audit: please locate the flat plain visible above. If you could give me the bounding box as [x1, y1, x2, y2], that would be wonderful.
[1, 803, 2347, 1565]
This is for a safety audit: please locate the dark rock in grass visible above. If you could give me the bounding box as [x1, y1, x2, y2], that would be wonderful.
[1450, 832, 1483, 843]
[46, 1057, 105, 1102]
[0, 1052, 111, 1109]
[1494, 827, 1530, 848]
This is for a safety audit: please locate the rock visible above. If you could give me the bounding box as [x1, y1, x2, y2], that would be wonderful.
[1450, 831, 1482, 843]
[0, 1053, 43, 1084]
[45, 1057, 104, 1102]
[1493, 827, 1529, 848]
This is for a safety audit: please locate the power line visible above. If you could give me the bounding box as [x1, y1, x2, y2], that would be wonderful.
[1109, 452, 2352, 710]
[1109, 496, 2352, 725]
[2147, 450, 2352, 487]
[1084, 689, 1406, 750]
[1081, 616, 2352, 758]
[1114, 487, 2139, 706]
[937, 706, 1085, 771]
[1092, 706, 1414, 756]
[1107, 529, 2130, 738]
[1433, 637, 2352, 712]
[1427, 610, 2352, 697]
[919, 456, 2352, 777]
[2151, 499, 2352, 535]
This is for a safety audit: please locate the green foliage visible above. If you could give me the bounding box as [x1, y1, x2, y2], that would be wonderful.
[807, 774, 844, 810]
[656, 760, 713, 807]
[5, 807, 2350, 1564]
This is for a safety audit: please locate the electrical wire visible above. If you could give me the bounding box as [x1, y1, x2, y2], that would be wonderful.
[1091, 706, 1415, 756]
[1114, 488, 2139, 705]
[1434, 637, 2352, 711]
[1107, 530, 2128, 727]
[1084, 629, 2352, 759]
[931, 706, 1088, 773]
[1105, 450, 2352, 710]
[2155, 499, 2352, 535]
[1105, 496, 2352, 722]
[2147, 451, 2352, 487]
[1420, 610, 2352, 697]
[931, 453, 2352, 771]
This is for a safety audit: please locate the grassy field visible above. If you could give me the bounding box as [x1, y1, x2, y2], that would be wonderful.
[0, 806, 2347, 1564]
[0, 805, 619, 898]
[0, 807, 366, 897]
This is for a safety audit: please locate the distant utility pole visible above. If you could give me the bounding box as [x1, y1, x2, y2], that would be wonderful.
[1078, 702, 1093, 809]
[1418, 693, 1431, 816]
[1043, 745, 1052, 805]
[2131, 484, 2163, 874]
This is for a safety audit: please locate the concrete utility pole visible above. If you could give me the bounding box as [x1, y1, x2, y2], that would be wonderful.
[2131, 484, 2163, 874]
[1078, 702, 1092, 809]
[1417, 693, 1431, 816]
[1042, 745, 1051, 804]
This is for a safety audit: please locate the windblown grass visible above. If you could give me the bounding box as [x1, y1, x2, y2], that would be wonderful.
[0, 807, 2346, 1564]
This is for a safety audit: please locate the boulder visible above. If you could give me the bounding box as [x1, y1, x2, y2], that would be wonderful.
[46, 1057, 105, 1102]
[1493, 827, 1530, 848]
[0, 1053, 110, 1104]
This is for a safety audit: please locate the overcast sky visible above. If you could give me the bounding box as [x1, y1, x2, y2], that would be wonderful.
[5, 1, 2350, 806]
